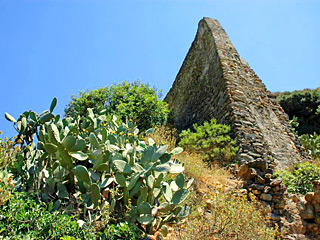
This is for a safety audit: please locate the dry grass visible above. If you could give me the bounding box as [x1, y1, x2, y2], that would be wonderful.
[0, 133, 18, 169]
[168, 189, 279, 240]
[147, 125, 178, 151]
[175, 152, 239, 191]
[148, 125, 280, 240]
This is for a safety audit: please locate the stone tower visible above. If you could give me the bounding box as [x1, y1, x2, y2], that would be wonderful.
[165, 18, 308, 170]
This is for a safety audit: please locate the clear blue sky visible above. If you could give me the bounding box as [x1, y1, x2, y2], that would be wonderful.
[0, 0, 319, 138]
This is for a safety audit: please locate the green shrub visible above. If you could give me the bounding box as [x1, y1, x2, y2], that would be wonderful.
[0, 191, 95, 239]
[275, 88, 320, 135]
[299, 133, 320, 161]
[179, 118, 238, 164]
[5, 98, 191, 235]
[102, 222, 143, 240]
[64, 81, 169, 131]
[275, 162, 320, 194]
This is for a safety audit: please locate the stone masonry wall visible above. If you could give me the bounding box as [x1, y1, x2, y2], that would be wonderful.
[165, 17, 308, 170]
[165, 18, 315, 238]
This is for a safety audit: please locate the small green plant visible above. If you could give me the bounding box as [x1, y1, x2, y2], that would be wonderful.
[299, 133, 320, 161]
[179, 118, 238, 164]
[0, 191, 96, 239]
[64, 81, 170, 131]
[102, 222, 143, 240]
[275, 162, 320, 194]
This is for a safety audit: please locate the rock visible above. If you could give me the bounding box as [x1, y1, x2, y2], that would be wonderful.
[270, 178, 282, 187]
[239, 153, 254, 162]
[239, 189, 248, 195]
[314, 192, 320, 204]
[249, 184, 264, 191]
[237, 164, 257, 180]
[274, 208, 283, 215]
[252, 190, 261, 195]
[315, 203, 320, 213]
[281, 198, 306, 236]
[247, 151, 261, 158]
[255, 175, 266, 184]
[265, 168, 274, 174]
[270, 186, 280, 194]
[205, 200, 214, 210]
[316, 214, 320, 225]
[260, 193, 272, 201]
[264, 186, 271, 193]
[273, 193, 282, 199]
[300, 204, 315, 220]
[280, 183, 286, 192]
[313, 180, 320, 191]
[305, 192, 314, 203]
[248, 159, 267, 171]
[265, 173, 272, 179]
[274, 201, 286, 209]
[306, 223, 319, 233]
[268, 164, 276, 169]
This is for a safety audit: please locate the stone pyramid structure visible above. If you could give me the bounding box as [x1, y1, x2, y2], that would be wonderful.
[165, 17, 308, 170]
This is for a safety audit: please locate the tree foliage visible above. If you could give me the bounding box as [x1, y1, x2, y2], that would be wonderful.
[275, 87, 320, 135]
[64, 81, 169, 131]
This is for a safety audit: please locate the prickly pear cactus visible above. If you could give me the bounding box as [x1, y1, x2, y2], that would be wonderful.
[5, 98, 192, 234]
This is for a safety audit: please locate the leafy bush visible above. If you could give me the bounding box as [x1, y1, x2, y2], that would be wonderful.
[64, 81, 169, 131]
[299, 133, 320, 161]
[274, 88, 320, 135]
[102, 222, 143, 240]
[275, 162, 320, 194]
[179, 118, 238, 164]
[0, 191, 95, 239]
[5, 98, 191, 235]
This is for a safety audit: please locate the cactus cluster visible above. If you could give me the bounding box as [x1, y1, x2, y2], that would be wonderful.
[5, 98, 192, 234]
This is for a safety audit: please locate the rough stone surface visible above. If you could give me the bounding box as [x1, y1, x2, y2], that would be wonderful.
[270, 178, 283, 187]
[165, 17, 308, 171]
[260, 193, 272, 202]
[305, 192, 314, 203]
[300, 204, 315, 220]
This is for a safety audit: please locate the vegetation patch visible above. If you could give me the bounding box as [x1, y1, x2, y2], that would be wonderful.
[299, 133, 320, 163]
[179, 118, 239, 164]
[64, 81, 169, 131]
[275, 162, 320, 194]
[0, 191, 96, 240]
[0, 81, 288, 239]
[274, 88, 320, 135]
[3, 95, 192, 238]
